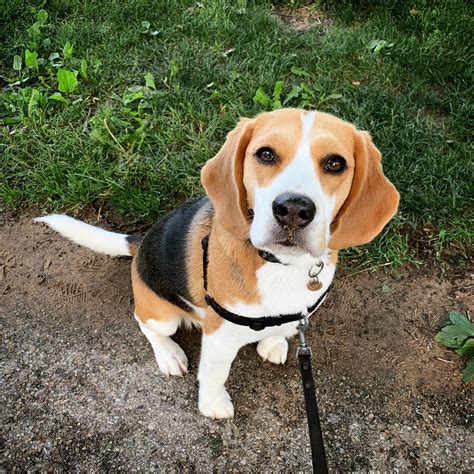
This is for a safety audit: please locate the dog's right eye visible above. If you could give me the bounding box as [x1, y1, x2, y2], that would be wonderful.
[256, 147, 277, 165]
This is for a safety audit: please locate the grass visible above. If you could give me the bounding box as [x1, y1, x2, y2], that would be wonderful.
[1, 0, 472, 265]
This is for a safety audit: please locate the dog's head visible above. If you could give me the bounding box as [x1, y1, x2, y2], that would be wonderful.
[202, 109, 399, 260]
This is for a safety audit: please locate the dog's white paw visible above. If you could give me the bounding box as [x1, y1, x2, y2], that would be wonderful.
[154, 338, 188, 377]
[257, 336, 288, 365]
[199, 389, 234, 419]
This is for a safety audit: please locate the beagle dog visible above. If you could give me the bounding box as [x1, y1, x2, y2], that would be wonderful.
[35, 108, 399, 419]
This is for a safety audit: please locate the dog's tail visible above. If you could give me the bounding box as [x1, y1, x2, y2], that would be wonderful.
[34, 214, 143, 257]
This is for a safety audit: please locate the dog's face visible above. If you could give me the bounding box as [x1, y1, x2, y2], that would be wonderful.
[202, 109, 399, 258]
[242, 110, 356, 258]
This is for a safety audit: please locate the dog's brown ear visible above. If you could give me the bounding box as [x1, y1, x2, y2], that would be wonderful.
[329, 130, 400, 249]
[201, 118, 253, 237]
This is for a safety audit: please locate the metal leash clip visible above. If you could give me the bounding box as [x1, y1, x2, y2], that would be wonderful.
[297, 314, 312, 357]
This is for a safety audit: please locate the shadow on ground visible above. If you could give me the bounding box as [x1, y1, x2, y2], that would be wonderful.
[1, 217, 472, 471]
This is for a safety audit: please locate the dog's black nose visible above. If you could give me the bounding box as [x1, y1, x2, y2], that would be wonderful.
[272, 193, 316, 229]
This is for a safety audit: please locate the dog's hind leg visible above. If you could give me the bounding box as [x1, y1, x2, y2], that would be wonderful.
[132, 259, 189, 376]
[134, 315, 188, 376]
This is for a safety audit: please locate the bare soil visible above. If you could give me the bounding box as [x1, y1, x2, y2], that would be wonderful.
[1, 216, 472, 471]
[273, 5, 334, 32]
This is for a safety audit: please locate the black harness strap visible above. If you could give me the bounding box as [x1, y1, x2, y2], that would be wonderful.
[202, 234, 210, 291]
[201, 234, 330, 331]
[204, 293, 327, 332]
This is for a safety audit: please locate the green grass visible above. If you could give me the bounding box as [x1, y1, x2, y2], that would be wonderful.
[1, 0, 472, 265]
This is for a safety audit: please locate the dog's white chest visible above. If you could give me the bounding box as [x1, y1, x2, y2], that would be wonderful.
[255, 254, 334, 315]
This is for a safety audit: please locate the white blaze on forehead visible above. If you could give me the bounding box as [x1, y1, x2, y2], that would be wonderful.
[249, 111, 335, 254]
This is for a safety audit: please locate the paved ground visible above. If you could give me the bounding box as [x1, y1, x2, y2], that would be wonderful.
[2, 217, 472, 471]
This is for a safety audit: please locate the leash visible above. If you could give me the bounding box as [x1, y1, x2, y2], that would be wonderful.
[297, 315, 328, 473]
[202, 234, 329, 471]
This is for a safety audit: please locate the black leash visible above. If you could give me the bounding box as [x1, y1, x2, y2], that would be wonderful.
[202, 234, 329, 471]
[297, 315, 328, 474]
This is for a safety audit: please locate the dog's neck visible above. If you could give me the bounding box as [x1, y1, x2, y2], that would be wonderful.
[214, 222, 333, 268]
[207, 223, 336, 297]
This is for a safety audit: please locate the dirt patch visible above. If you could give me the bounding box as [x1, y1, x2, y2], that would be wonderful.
[1, 216, 472, 471]
[273, 5, 334, 32]
[420, 107, 447, 129]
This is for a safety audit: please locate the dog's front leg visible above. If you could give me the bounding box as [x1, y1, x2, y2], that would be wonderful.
[198, 331, 240, 419]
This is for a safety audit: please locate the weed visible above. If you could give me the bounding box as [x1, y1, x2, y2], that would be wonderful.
[1, 6, 89, 125]
[208, 434, 224, 458]
[253, 67, 343, 110]
[368, 39, 394, 56]
[435, 312, 474, 384]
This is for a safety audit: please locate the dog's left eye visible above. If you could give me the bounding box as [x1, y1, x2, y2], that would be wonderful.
[322, 155, 346, 173]
[256, 147, 276, 164]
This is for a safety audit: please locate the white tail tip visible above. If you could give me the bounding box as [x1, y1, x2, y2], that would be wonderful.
[34, 214, 131, 256]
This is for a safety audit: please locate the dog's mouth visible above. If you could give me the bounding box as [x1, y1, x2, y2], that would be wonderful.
[276, 239, 296, 247]
[255, 223, 327, 259]
[260, 230, 309, 256]
[274, 224, 306, 246]
[250, 214, 327, 259]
